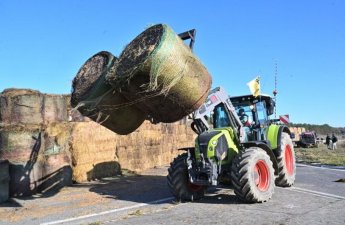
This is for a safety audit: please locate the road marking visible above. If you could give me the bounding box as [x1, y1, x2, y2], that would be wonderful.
[297, 163, 345, 172]
[40, 197, 175, 225]
[284, 186, 345, 200]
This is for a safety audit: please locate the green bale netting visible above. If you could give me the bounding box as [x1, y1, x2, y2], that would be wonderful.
[106, 24, 212, 123]
[71, 51, 147, 135]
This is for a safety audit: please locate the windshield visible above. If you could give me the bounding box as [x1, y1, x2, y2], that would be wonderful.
[234, 105, 253, 125]
[213, 104, 231, 128]
[256, 102, 268, 125]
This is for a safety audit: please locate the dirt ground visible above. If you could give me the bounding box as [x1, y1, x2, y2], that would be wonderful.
[0, 167, 169, 224]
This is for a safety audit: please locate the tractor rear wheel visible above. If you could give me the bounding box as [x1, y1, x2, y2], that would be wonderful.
[275, 132, 296, 187]
[231, 147, 275, 203]
[167, 153, 206, 202]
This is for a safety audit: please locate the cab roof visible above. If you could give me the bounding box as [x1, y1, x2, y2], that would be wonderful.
[230, 94, 273, 106]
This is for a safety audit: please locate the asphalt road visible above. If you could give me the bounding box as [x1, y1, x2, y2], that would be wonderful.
[1, 163, 344, 225]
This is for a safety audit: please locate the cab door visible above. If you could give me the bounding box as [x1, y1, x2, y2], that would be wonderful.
[254, 101, 269, 141]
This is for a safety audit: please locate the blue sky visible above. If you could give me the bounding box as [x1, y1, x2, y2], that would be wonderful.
[0, 1, 344, 127]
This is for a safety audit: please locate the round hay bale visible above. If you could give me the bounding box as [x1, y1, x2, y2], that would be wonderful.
[71, 51, 147, 135]
[0, 89, 44, 125]
[107, 24, 212, 123]
[71, 51, 113, 107]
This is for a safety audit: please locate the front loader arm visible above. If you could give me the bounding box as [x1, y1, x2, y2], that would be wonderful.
[192, 87, 245, 142]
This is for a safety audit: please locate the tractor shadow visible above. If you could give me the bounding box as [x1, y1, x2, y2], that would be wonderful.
[80, 172, 171, 203]
[197, 185, 243, 204]
[83, 168, 241, 205]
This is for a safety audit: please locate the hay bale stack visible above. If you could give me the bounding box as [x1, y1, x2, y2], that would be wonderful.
[71, 51, 147, 135]
[43, 94, 69, 123]
[68, 119, 196, 182]
[39, 153, 72, 193]
[41, 123, 72, 192]
[0, 125, 44, 196]
[0, 160, 9, 203]
[0, 89, 44, 125]
[291, 127, 296, 140]
[0, 89, 70, 125]
[107, 24, 212, 123]
[115, 120, 196, 172]
[0, 123, 72, 196]
[0, 125, 43, 163]
[69, 121, 120, 182]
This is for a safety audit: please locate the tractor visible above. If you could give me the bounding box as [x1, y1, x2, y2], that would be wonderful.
[167, 87, 296, 203]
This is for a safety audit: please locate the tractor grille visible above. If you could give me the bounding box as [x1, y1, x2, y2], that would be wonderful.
[198, 143, 208, 156]
[214, 134, 228, 161]
[198, 131, 221, 156]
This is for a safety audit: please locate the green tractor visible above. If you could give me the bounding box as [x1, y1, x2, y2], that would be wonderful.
[167, 87, 296, 203]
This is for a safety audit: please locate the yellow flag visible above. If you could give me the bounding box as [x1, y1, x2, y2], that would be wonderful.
[247, 76, 260, 97]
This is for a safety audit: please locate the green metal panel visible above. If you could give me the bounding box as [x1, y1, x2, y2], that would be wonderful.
[267, 124, 280, 149]
[211, 128, 239, 164]
[194, 128, 239, 165]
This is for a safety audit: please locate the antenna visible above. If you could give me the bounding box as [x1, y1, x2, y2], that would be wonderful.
[273, 60, 278, 119]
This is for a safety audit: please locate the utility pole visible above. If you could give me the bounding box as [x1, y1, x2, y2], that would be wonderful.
[273, 61, 278, 119]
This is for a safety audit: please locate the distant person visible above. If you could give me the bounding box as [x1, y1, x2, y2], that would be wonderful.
[325, 134, 331, 149]
[331, 134, 338, 150]
[239, 108, 250, 127]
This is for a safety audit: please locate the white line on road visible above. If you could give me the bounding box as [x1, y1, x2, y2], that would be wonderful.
[297, 163, 345, 172]
[40, 197, 175, 225]
[285, 186, 345, 200]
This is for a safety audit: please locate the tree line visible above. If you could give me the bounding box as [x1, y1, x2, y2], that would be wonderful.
[288, 123, 345, 135]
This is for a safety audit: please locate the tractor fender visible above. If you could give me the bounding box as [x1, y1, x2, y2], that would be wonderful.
[266, 124, 291, 151]
[241, 141, 279, 176]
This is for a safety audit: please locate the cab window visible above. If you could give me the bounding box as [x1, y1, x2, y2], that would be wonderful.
[256, 102, 268, 125]
[235, 105, 253, 125]
[213, 104, 230, 128]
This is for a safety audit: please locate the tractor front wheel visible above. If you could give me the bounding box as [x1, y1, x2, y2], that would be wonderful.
[275, 132, 296, 187]
[167, 153, 206, 202]
[231, 147, 275, 203]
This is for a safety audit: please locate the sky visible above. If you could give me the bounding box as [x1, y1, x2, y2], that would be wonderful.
[0, 0, 344, 127]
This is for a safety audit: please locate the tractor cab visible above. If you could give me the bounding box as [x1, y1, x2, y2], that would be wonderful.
[230, 94, 276, 142]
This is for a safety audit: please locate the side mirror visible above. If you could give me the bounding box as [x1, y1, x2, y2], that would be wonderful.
[267, 99, 275, 116]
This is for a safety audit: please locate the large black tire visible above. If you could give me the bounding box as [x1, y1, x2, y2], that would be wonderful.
[167, 153, 206, 202]
[275, 132, 296, 187]
[231, 147, 275, 203]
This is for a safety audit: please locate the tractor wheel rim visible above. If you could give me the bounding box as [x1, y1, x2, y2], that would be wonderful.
[254, 160, 270, 191]
[285, 144, 294, 175]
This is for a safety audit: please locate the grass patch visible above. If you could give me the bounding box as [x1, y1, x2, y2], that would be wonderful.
[88, 222, 101, 225]
[128, 209, 143, 216]
[295, 143, 345, 166]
